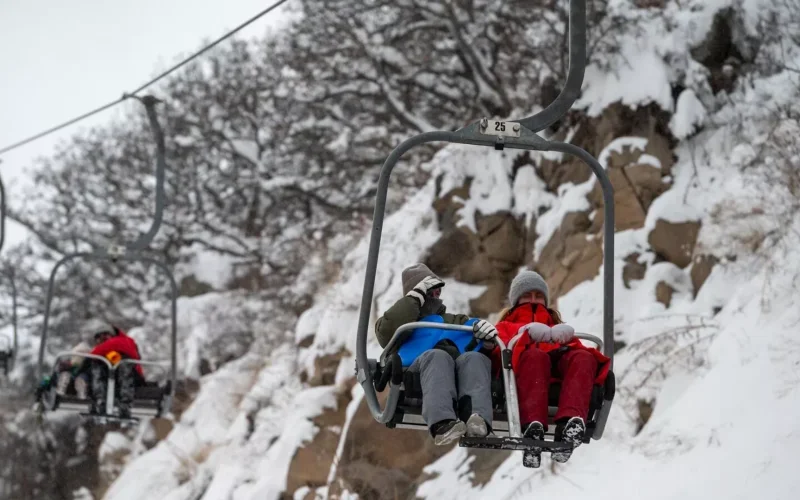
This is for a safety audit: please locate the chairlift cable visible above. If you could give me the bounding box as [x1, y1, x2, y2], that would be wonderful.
[0, 0, 292, 157]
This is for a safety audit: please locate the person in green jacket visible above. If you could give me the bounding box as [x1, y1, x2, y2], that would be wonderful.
[375, 263, 498, 445]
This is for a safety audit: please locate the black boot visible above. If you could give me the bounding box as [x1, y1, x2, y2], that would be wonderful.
[522, 421, 545, 468]
[552, 417, 585, 463]
[90, 361, 107, 415]
[116, 364, 135, 419]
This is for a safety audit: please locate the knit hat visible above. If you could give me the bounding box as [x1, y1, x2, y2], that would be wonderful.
[83, 318, 114, 340]
[508, 270, 549, 306]
[402, 263, 441, 295]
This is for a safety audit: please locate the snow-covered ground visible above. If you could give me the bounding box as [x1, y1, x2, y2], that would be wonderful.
[106, 127, 800, 500]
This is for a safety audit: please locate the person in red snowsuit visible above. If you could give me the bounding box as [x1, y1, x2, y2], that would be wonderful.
[84, 319, 145, 418]
[493, 270, 610, 468]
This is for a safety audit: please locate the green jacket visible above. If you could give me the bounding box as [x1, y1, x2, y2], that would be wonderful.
[375, 296, 490, 360]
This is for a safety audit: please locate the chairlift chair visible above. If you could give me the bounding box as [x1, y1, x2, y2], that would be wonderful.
[43, 351, 173, 423]
[354, 0, 616, 454]
[36, 96, 177, 423]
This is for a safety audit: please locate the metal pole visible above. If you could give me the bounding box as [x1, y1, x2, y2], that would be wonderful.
[10, 271, 17, 367]
[0, 174, 5, 253]
[38, 254, 75, 378]
[545, 142, 615, 365]
[517, 0, 586, 133]
[126, 95, 167, 252]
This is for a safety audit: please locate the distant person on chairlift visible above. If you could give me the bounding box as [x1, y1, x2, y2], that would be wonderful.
[375, 263, 498, 446]
[55, 338, 93, 399]
[493, 270, 611, 468]
[83, 319, 145, 418]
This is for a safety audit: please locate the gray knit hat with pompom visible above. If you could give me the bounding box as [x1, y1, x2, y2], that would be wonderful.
[508, 270, 549, 306]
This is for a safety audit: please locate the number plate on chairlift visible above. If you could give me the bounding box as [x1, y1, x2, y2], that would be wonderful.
[481, 120, 521, 138]
[108, 245, 126, 257]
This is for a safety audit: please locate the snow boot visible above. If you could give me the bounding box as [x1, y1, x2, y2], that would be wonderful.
[74, 377, 88, 399]
[552, 416, 585, 463]
[432, 419, 467, 446]
[465, 413, 489, 438]
[117, 405, 132, 420]
[522, 421, 545, 468]
[56, 372, 71, 396]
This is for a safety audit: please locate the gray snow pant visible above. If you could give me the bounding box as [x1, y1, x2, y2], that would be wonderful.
[407, 349, 493, 431]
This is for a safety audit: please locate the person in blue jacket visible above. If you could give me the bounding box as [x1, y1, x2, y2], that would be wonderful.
[375, 263, 498, 445]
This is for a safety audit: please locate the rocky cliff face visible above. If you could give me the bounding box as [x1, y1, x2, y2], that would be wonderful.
[281, 99, 724, 499]
[276, 5, 771, 494]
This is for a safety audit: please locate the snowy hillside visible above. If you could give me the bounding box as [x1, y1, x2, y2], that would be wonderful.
[102, 0, 800, 495]
[3, 0, 800, 498]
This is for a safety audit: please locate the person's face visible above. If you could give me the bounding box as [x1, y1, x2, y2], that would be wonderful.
[94, 332, 112, 345]
[428, 287, 442, 299]
[517, 290, 546, 306]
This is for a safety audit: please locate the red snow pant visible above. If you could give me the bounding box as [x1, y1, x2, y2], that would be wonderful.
[515, 347, 598, 426]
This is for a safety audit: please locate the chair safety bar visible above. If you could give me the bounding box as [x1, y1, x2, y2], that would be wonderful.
[355, 0, 614, 430]
[377, 322, 604, 360]
[53, 351, 116, 410]
[53, 351, 115, 370]
[117, 358, 170, 371]
[506, 331, 603, 351]
[51, 351, 170, 415]
[576, 332, 603, 349]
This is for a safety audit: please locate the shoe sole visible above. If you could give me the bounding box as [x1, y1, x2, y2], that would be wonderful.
[523, 450, 542, 468]
[434, 421, 467, 446]
[465, 414, 488, 437]
[552, 418, 585, 463]
[522, 423, 545, 469]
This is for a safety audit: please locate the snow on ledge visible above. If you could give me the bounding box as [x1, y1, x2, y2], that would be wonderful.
[670, 89, 707, 140]
[598, 136, 649, 168]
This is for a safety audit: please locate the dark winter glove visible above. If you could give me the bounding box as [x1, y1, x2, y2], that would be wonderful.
[473, 319, 498, 348]
[35, 376, 51, 398]
[406, 276, 444, 306]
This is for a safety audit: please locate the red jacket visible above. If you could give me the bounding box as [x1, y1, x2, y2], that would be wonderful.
[493, 303, 610, 385]
[91, 330, 144, 378]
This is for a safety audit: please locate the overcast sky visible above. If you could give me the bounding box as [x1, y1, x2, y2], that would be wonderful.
[0, 0, 295, 246]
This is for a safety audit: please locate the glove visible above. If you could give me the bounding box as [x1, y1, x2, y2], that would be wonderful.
[550, 324, 575, 344]
[406, 275, 444, 306]
[521, 322, 552, 342]
[472, 319, 498, 346]
[105, 351, 122, 366]
[35, 376, 51, 398]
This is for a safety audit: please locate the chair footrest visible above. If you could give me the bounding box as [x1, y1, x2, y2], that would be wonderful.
[79, 412, 140, 424]
[459, 436, 574, 452]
